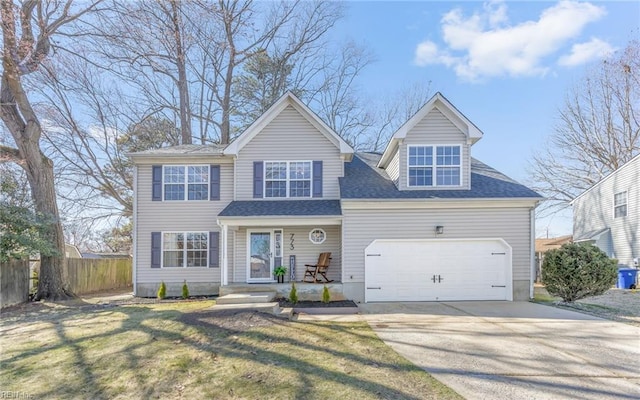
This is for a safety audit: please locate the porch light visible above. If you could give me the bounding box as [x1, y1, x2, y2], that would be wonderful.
[435, 225, 444, 235]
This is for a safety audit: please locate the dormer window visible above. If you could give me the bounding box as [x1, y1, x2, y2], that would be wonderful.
[408, 145, 461, 187]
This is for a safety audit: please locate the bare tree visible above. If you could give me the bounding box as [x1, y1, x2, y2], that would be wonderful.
[530, 41, 640, 214]
[0, 0, 100, 299]
[90, 0, 194, 144]
[353, 81, 433, 153]
[192, 0, 344, 143]
[311, 42, 376, 149]
[33, 52, 180, 219]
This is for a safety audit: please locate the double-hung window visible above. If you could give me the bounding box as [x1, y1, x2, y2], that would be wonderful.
[614, 191, 627, 218]
[265, 161, 311, 198]
[163, 166, 209, 200]
[408, 145, 461, 187]
[162, 232, 208, 267]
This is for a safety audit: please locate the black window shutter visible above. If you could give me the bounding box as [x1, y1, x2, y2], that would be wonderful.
[253, 161, 263, 198]
[151, 232, 161, 268]
[312, 161, 323, 198]
[152, 166, 162, 201]
[210, 165, 220, 201]
[209, 231, 220, 268]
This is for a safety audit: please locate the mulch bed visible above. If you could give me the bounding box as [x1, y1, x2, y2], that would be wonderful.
[277, 298, 358, 308]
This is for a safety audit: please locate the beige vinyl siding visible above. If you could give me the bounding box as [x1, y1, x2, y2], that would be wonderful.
[342, 206, 532, 282]
[231, 225, 341, 283]
[136, 162, 234, 284]
[235, 105, 343, 200]
[387, 150, 400, 186]
[573, 157, 639, 267]
[399, 108, 471, 190]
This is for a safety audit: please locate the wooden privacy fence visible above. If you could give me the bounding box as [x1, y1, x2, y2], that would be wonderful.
[64, 258, 132, 295]
[0, 259, 30, 308]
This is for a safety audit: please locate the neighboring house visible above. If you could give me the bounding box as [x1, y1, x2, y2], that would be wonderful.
[534, 235, 572, 282]
[571, 154, 640, 268]
[65, 244, 83, 259]
[129, 92, 542, 302]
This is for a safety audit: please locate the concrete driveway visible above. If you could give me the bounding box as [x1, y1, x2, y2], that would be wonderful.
[360, 301, 640, 400]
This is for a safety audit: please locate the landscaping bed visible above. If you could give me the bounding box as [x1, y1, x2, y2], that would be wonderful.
[534, 286, 640, 326]
[277, 298, 358, 308]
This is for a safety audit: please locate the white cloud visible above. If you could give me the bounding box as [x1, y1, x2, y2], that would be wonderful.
[558, 38, 615, 66]
[414, 1, 609, 81]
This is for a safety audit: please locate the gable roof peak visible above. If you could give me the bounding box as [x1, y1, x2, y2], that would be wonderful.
[377, 92, 484, 168]
[223, 91, 354, 158]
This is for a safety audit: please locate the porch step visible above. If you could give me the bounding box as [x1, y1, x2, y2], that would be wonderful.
[215, 291, 277, 305]
[211, 302, 293, 319]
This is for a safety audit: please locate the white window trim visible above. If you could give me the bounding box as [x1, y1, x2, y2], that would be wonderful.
[162, 165, 210, 201]
[613, 190, 628, 218]
[160, 231, 209, 268]
[263, 160, 313, 198]
[406, 144, 462, 188]
[309, 228, 326, 244]
[246, 228, 283, 283]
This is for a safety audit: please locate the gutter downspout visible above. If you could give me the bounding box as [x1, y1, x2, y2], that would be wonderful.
[132, 165, 138, 296]
[217, 220, 228, 286]
[530, 206, 536, 300]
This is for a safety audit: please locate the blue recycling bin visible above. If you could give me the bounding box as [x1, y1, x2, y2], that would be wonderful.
[617, 268, 638, 289]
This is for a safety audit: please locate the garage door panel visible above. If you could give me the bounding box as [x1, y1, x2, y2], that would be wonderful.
[365, 239, 512, 302]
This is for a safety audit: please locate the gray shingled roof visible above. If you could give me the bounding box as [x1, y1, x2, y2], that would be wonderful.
[219, 200, 342, 217]
[129, 144, 226, 156]
[340, 153, 542, 199]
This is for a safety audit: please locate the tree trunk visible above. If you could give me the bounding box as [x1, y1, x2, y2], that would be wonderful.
[170, 0, 192, 145]
[32, 158, 72, 300]
[19, 132, 72, 300]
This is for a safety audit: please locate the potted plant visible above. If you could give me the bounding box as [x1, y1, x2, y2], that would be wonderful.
[274, 266, 287, 283]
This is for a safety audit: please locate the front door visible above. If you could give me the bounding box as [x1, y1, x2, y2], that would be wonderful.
[247, 229, 283, 282]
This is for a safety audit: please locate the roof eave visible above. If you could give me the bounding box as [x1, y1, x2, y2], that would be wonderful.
[341, 197, 543, 202]
[571, 153, 640, 204]
[377, 92, 485, 168]
[128, 152, 226, 162]
[223, 91, 354, 158]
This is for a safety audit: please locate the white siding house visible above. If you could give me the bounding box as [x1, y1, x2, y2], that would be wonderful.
[571, 154, 640, 268]
[130, 92, 542, 301]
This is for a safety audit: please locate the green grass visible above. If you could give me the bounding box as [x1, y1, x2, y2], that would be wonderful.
[0, 301, 461, 400]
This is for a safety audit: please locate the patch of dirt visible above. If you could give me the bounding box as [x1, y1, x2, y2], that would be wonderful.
[179, 309, 283, 332]
[277, 298, 358, 308]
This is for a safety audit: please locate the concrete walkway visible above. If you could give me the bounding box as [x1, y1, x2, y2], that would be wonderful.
[360, 301, 640, 400]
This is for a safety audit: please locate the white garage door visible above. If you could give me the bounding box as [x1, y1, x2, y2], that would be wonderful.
[365, 238, 512, 302]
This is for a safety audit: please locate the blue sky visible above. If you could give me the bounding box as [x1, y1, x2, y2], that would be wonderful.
[331, 1, 639, 237]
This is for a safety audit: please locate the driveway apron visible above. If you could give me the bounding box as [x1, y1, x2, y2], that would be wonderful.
[360, 302, 640, 400]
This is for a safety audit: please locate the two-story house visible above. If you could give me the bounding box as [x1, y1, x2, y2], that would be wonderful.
[571, 154, 639, 268]
[129, 92, 542, 302]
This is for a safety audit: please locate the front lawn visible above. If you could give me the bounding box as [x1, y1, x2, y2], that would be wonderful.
[0, 300, 460, 399]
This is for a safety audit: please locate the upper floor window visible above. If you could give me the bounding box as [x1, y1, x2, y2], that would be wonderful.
[265, 161, 311, 198]
[162, 232, 208, 267]
[163, 165, 209, 200]
[408, 145, 461, 187]
[614, 191, 627, 218]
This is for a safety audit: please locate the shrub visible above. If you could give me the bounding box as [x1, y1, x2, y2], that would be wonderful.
[157, 281, 167, 299]
[541, 243, 617, 302]
[182, 281, 189, 299]
[289, 282, 298, 304]
[322, 285, 330, 303]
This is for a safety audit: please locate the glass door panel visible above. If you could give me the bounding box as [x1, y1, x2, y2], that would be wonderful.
[249, 232, 272, 281]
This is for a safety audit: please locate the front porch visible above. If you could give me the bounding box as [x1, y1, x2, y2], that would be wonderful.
[219, 282, 346, 301]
